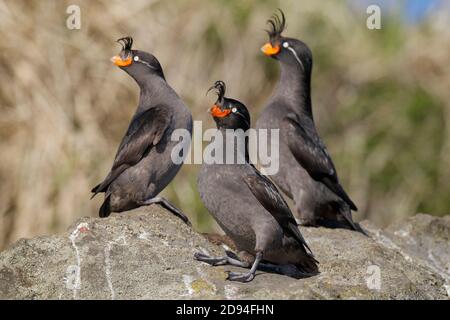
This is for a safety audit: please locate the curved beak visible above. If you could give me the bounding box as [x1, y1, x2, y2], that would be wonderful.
[111, 55, 132, 67]
[209, 105, 231, 118]
[261, 42, 280, 56]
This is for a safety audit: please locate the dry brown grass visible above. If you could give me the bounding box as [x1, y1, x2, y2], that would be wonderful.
[0, 0, 449, 249]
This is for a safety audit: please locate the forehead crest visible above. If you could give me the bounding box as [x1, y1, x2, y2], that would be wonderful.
[117, 36, 133, 52]
[266, 9, 286, 42]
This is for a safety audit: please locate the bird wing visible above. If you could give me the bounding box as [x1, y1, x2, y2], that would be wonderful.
[91, 105, 172, 197]
[282, 113, 357, 211]
[243, 169, 313, 254]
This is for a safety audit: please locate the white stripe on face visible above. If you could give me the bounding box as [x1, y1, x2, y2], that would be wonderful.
[134, 56, 158, 70]
[286, 46, 305, 71]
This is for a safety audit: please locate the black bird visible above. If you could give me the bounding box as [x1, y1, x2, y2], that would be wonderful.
[91, 37, 192, 224]
[257, 11, 363, 232]
[196, 81, 318, 283]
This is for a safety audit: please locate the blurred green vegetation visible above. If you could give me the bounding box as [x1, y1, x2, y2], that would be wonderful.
[0, 0, 449, 249]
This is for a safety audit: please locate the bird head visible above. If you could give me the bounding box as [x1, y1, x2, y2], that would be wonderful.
[111, 36, 165, 79]
[207, 81, 250, 131]
[261, 10, 313, 73]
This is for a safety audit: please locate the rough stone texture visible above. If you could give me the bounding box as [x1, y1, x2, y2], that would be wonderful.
[0, 207, 448, 300]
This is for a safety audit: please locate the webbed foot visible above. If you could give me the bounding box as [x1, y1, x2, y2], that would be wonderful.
[226, 271, 255, 283]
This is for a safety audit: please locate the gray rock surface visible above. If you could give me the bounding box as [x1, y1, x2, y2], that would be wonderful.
[0, 206, 448, 299]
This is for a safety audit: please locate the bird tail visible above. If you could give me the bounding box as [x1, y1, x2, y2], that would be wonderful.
[287, 222, 314, 255]
[90, 164, 129, 200]
[295, 252, 319, 276]
[99, 195, 112, 218]
[90, 184, 102, 199]
[337, 204, 368, 236]
[322, 177, 358, 211]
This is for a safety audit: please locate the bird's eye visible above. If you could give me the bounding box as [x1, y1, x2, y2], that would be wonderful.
[134, 56, 139, 61]
[283, 42, 289, 48]
[231, 107, 237, 113]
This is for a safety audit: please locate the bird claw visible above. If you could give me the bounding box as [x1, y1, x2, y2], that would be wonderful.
[194, 252, 227, 266]
[226, 271, 255, 283]
[194, 251, 207, 259]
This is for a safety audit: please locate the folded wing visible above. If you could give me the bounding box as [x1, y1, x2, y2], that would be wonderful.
[243, 169, 314, 255]
[91, 105, 172, 197]
[282, 113, 357, 211]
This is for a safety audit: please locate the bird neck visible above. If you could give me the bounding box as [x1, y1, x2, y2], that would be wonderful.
[218, 128, 251, 164]
[276, 62, 313, 119]
[136, 75, 169, 111]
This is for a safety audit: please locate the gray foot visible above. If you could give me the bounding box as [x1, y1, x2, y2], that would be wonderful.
[194, 251, 248, 268]
[196, 251, 263, 283]
[226, 271, 255, 283]
[225, 251, 262, 283]
[140, 196, 191, 226]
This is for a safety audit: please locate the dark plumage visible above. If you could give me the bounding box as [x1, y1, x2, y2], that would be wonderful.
[257, 11, 364, 233]
[196, 81, 318, 283]
[91, 36, 192, 224]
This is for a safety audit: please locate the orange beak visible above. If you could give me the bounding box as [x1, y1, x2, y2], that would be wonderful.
[209, 105, 231, 118]
[111, 55, 132, 67]
[261, 42, 280, 56]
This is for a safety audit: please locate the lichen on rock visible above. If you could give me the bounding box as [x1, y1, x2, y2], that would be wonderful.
[0, 206, 448, 299]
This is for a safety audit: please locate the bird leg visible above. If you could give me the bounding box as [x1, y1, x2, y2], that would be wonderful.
[139, 196, 191, 226]
[226, 251, 262, 283]
[194, 251, 249, 268]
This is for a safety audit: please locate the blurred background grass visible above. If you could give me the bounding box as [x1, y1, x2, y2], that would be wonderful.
[0, 0, 449, 250]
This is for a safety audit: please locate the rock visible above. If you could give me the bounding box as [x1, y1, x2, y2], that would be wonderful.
[0, 206, 448, 299]
[363, 214, 450, 297]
